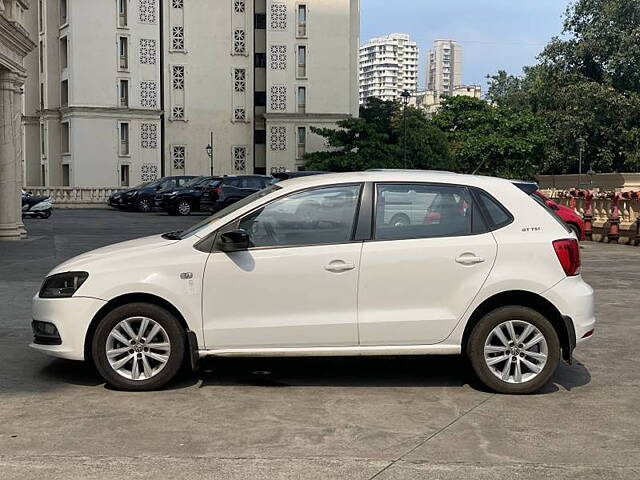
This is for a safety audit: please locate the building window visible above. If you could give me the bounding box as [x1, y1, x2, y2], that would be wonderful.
[140, 81, 157, 108]
[233, 29, 246, 55]
[255, 53, 266, 68]
[234, 108, 246, 122]
[60, 37, 68, 70]
[172, 106, 185, 120]
[269, 126, 286, 151]
[119, 36, 129, 69]
[297, 4, 307, 37]
[269, 45, 287, 70]
[141, 163, 158, 181]
[38, 0, 43, 32]
[40, 124, 46, 156]
[139, 0, 157, 24]
[40, 83, 44, 110]
[233, 146, 247, 172]
[39, 41, 44, 73]
[270, 85, 287, 111]
[139, 39, 157, 64]
[255, 91, 266, 107]
[119, 122, 130, 156]
[60, 80, 69, 107]
[270, 2, 287, 30]
[297, 86, 306, 113]
[172, 0, 183, 8]
[61, 122, 70, 153]
[141, 123, 157, 149]
[59, 0, 68, 25]
[119, 79, 129, 107]
[120, 164, 130, 187]
[171, 146, 186, 170]
[118, 0, 127, 27]
[234, 0, 245, 13]
[171, 65, 185, 89]
[297, 126, 306, 159]
[233, 68, 246, 92]
[255, 129, 266, 145]
[297, 45, 307, 78]
[255, 13, 266, 29]
[171, 25, 185, 51]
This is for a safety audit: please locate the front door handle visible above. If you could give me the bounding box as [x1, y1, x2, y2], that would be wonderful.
[455, 254, 485, 266]
[325, 260, 356, 273]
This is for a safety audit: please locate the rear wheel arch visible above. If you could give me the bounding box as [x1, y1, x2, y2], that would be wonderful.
[84, 293, 190, 362]
[462, 290, 572, 361]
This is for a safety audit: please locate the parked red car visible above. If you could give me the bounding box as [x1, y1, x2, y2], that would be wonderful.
[533, 191, 585, 240]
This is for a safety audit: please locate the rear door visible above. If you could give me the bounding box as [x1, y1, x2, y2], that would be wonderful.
[358, 183, 498, 345]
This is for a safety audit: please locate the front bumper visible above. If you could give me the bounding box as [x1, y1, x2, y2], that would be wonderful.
[30, 295, 107, 361]
[542, 275, 596, 346]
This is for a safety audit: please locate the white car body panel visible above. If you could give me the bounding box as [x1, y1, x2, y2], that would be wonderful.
[29, 171, 595, 367]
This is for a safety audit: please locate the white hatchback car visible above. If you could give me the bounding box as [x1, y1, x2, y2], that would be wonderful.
[31, 171, 595, 394]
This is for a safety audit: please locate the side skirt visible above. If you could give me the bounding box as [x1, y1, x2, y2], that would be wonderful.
[198, 344, 461, 358]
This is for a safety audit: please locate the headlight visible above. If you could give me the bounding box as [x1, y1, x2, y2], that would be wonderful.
[126, 191, 138, 197]
[168, 191, 179, 196]
[39, 272, 89, 298]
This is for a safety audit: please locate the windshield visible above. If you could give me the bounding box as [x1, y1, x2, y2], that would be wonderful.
[178, 184, 282, 239]
[133, 181, 152, 189]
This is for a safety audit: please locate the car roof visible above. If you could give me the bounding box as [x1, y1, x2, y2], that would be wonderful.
[275, 170, 517, 191]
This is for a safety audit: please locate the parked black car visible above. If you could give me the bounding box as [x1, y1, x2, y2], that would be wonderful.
[200, 175, 274, 212]
[108, 176, 197, 212]
[156, 176, 222, 216]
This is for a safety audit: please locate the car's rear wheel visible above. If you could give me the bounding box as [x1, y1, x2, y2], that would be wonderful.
[92, 303, 186, 391]
[467, 306, 560, 394]
[136, 197, 153, 213]
[176, 199, 192, 216]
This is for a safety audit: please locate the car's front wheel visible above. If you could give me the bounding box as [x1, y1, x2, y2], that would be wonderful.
[176, 199, 192, 216]
[467, 306, 560, 394]
[136, 197, 153, 213]
[92, 302, 186, 391]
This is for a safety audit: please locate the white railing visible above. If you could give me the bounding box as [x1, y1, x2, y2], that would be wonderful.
[25, 186, 124, 209]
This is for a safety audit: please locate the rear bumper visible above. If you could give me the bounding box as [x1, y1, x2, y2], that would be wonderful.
[542, 275, 596, 346]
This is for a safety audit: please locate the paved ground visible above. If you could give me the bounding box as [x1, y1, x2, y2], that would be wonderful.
[1, 209, 639, 479]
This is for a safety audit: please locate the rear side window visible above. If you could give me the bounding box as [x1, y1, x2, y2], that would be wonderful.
[474, 190, 513, 229]
[374, 184, 474, 241]
[528, 192, 571, 234]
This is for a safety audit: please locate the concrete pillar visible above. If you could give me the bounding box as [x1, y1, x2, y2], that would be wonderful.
[0, 69, 24, 240]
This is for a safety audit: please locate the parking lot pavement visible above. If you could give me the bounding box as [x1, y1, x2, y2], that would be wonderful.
[1, 209, 639, 480]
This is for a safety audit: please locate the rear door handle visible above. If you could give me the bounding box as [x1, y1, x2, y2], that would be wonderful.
[325, 260, 356, 273]
[455, 254, 485, 266]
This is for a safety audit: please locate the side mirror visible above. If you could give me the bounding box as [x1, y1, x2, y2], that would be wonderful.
[216, 229, 252, 252]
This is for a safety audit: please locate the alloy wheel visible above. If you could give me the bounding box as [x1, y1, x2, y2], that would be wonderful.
[138, 198, 152, 212]
[177, 200, 191, 216]
[105, 317, 171, 381]
[483, 320, 548, 384]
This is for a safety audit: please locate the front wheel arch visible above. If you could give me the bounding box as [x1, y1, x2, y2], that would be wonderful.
[461, 290, 573, 363]
[84, 293, 191, 362]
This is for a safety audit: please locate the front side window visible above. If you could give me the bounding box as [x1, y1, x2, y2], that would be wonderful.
[375, 184, 473, 241]
[238, 185, 361, 248]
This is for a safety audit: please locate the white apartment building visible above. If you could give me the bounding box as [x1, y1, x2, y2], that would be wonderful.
[359, 33, 418, 103]
[426, 39, 462, 97]
[24, 0, 360, 187]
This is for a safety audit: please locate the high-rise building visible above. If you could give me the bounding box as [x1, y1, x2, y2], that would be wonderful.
[359, 33, 418, 103]
[426, 39, 462, 97]
[24, 0, 360, 187]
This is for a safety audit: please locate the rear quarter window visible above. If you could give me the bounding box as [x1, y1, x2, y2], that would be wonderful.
[474, 190, 513, 229]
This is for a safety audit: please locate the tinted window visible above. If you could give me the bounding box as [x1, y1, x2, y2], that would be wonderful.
[475, 190, 512, 228]
[177, 177, 193, 186]
[238, 185, 362, 248]
[161, 179, 176, 189]
[225, 178, 242, 188]
[375, 184, 473, 240]
[245, 177, 267, 189]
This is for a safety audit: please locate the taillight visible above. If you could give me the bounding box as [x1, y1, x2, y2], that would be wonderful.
[211, 187, 223, 195]
[553, 239, 581, 276]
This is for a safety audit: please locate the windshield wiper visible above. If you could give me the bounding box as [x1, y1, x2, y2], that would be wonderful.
[161, 230, 184, 240]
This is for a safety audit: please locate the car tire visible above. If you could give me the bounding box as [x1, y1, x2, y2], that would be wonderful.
[176, 199, 192, 216]
[92, 302, 186, 391]
[467, 306, 560, 394]
[136, 197, 153, 213]
[40, 210, 52, 219]
[568, 223, 582, 240]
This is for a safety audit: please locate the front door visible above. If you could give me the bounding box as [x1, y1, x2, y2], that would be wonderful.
[358, 183, 498, 345]
[202, 184, 364, 349]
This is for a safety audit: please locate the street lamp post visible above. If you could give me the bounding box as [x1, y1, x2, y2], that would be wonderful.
[206, 131, 214, 177]
[577, 137, 587, 189]
[400, 90, 411, 169]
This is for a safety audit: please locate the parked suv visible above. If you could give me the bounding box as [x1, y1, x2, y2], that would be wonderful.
[156, 176, 222, 216]
[109, 176, 197, 212]
[200, 175, 273, 212]
[31, 171, 595, 393]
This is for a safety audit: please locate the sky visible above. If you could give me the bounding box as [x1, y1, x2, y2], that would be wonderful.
[361, 0, 573, 89]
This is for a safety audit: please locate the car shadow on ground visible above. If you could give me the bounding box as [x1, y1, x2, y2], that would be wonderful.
[25, 354, 591, 395]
